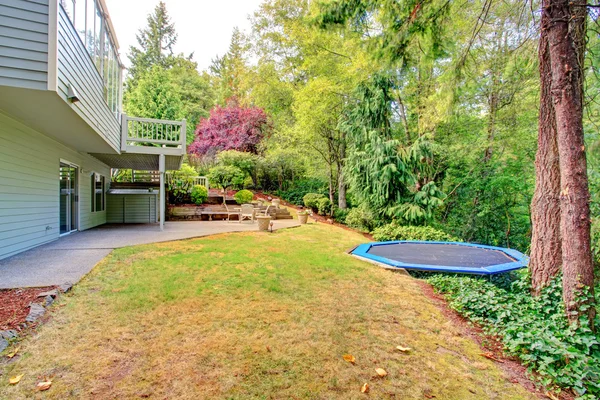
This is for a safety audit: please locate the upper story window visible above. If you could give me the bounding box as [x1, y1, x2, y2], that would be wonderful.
[60, 0, 122, 119]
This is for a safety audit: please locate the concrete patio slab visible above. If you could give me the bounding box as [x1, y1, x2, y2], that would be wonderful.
[0, 219, 299, 289]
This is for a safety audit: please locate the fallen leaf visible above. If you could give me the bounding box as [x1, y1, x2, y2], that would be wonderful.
[396, 346, 411, 352]
[37, 380, 52, 391]
[423, 390, 436, 399]
[361, 383, 369, 393]
[343, 354, 356, 363]
[7, 347, 20, 358]
[375, 368, 388, 377]
[480, 352, 504, 363]
[546, 392, 559, 400]
[9, 374, 23, 385]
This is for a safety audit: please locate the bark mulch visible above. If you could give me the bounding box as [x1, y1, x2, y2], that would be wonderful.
[0, 287, 56, 332]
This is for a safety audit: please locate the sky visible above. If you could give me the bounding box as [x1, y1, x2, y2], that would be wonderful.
[103, 0, 263, 73]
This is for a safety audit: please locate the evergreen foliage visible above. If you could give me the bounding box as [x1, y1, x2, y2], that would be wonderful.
[127, 1, 178, 87]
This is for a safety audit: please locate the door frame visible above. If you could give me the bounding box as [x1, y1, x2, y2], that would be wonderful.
[59, 159, 80, 235]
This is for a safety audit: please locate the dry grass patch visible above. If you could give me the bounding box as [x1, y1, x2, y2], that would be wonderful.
[0, 224, 535, 399]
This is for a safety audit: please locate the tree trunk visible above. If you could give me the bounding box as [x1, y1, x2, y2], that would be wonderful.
[530, 7, 562, 295]
[396, 93, 411, 143]
[337, 136, 347, 209]
[546, 0, 595, 325]
[328, 164, 335, 205]
[483, 91, 497, 163]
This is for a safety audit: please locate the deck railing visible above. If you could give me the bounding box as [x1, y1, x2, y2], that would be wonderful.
[165, 174, 210, 191]
[111, 169, 209, 190]
[121, 114, 186, 152]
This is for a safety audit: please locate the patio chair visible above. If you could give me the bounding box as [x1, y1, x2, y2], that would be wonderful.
[224, 203, 240, 222]
[240, 204, 255, 223]
[255, 205, 271, 217]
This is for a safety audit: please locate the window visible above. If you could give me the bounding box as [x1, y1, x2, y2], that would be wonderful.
[91, 173, 105, 212]
[59, 0, 123, 120]
[74, 0, 86, 45]
[86, 0, 96, 57]
[94, 5, 102, 71]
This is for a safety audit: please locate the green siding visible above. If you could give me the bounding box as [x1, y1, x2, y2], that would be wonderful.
[0, 111, 110, 260]
[0, 0, 49, 90]
[107, 195, 158, 224]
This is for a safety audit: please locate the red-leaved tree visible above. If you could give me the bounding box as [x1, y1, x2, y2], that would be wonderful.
[189, 100, 270, 156]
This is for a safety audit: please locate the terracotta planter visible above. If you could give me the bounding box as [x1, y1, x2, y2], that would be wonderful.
[298, 213, 309, 225]
[257, 215, 272, 231]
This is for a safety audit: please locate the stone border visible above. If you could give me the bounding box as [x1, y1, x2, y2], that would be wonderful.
[0, 282, 73, 354]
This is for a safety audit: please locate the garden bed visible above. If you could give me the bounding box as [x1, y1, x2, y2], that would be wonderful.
[167, 204, 235, 221]
[0, 287, 56, 331]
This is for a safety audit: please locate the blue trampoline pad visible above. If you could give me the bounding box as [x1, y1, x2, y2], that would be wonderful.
[351, 241, 528, 275]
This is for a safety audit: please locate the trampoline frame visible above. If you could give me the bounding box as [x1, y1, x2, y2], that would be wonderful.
[352, 241, 529, 275]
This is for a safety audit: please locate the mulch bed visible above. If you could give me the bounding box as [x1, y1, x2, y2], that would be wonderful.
[0, 287, 56, 332]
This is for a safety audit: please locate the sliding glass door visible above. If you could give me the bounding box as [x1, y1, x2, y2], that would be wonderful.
[59, 161, 78, 235]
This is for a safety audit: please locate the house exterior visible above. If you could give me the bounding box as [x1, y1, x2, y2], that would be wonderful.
[0, 0, 185, 260]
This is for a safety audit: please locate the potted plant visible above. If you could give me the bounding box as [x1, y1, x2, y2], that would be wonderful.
[298, 209, 310, 225]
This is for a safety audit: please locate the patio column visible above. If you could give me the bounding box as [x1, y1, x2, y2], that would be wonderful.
[159, 154, 165, 231]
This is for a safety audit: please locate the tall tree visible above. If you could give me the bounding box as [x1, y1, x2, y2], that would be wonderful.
[127, 1, 178, 87]
[530, 7, 562, 294]
[209, 27, 249, 105]
[169, 57, 215, 143]
[124, 65, 184, 122]
[545, 0, 595, 324]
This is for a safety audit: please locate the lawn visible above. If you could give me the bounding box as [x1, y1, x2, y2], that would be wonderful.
[1, 223, 535, 399]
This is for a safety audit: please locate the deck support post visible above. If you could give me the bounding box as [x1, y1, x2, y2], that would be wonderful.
[159, 153, 165, 231]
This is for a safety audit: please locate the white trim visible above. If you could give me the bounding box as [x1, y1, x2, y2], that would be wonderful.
[90, 172, 106, 213]
[60, 159, 80, 168]
[47, 0, 59, 92]
[59, 159, 80, 234]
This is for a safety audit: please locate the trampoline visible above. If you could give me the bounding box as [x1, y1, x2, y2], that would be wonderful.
[351, 241, 528, 275]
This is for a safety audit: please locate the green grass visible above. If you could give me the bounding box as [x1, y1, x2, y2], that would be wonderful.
[0, 224, 535, 399]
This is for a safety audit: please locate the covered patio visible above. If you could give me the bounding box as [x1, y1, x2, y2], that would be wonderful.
[0, 220, 299, 289]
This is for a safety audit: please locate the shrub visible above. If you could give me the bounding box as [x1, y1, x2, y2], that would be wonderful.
[316, 197, 333, 216]
[372, 223, 460, 242]
[208, 165, 245, 191]
[303, 193, 327, 211]
[190, 185, 208, 205]
[334, 208, 350, 223]
[345, 206, 377, 232]
[166, 163, 199, 204]
[427, 272, 600, 398]
[276, 179, 328, 205]
[234, 189, 254, 205]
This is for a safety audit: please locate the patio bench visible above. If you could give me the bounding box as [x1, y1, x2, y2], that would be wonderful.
[199, 211, 237, 221]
